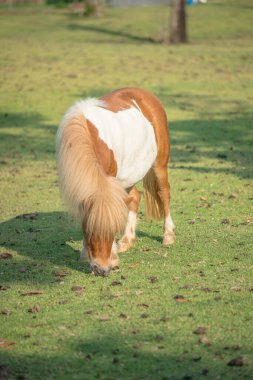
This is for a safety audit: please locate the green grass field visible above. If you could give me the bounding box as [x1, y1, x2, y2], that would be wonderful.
[0, 0, 253, 379]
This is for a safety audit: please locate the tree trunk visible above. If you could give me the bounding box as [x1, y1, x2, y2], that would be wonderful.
[169, 0, 187, 44]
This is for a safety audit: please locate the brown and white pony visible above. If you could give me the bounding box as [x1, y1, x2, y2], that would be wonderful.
[56, 88, 175, 276]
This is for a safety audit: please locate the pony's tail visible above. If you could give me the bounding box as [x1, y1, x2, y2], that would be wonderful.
[56, 110, 128, 240]
[143, 167, 164, 221]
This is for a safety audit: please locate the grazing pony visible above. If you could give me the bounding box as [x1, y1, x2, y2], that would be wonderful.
[56, 88, 175, 276]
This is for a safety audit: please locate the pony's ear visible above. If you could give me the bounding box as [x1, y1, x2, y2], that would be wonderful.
[124, 196, 133, 206]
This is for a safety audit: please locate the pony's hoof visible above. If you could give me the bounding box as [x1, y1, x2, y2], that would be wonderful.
[118, 236, 135, 253]
[163, 232, 175, 246]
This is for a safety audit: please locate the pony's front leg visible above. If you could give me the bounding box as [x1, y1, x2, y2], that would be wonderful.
[110, 240, 120, 269]
[163, 212, 175, 245]
[118, 186, 140, 253]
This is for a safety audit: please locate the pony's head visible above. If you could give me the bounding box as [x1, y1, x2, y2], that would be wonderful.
[84, 234, 118, 276]
[81, 180, 127, 276]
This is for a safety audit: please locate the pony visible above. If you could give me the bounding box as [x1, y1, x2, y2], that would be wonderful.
[56, 88, 175, 276]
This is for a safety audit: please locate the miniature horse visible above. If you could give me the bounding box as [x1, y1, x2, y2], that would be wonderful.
[56, 88, 175, 276]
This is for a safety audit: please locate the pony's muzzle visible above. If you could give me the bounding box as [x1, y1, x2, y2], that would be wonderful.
[91, 264, 111, 277]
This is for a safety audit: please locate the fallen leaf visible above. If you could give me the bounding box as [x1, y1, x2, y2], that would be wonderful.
[155, 335, 164, 342]
[198, 202, 211, 208]
[99, 315, 109, 321]
[119, 313, 127, 319]
[128, 328, 138, 334]
[227, 357, 244, 367]
[194, 326, 207, 335]
[160, 316, 170, 322]
[24, 332, 32, 338]
[174, 295, 190, 303]
[224, 344, 241, 351]
[16, 213, 38, 220]
[0, 309, 12, 316]
[212, 192, 224, 197]
[217, 154, 227, 159]
[232, 345, 241, 351]
[52, 271, 69, 277]
[129, 264, 139, 269]
[84, 310, 93, 314]
[239, 218, 252, 225]
[19, 267, 27, 273]
[21, 290, 46, 296]
[142, 247, 151, 252]
[198, 335, 211, 346]
[71, 285, 84, 294]
[0, 285, 9, 291]
[137, 303, 149, 308]
[58, 299, 69, 305]
[148, 276, 158, 283]
[0, 253, 13, 260]
[201, 287, 213, 292]
[180, 284, 193, 290]
[231, 286, 241, 292]
[28, 305, 40, 314]
[0, 338, 16, 350]
[192, 356, 202, 362]
[188, 219, 196, 225]
[27, 323, 47, 328]
[221, 218, 230, 225]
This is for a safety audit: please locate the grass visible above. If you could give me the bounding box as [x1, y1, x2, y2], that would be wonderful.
[0, 0, 253, 379]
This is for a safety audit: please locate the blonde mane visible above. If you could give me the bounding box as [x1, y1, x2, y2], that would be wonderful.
[56, 104, 128, 240]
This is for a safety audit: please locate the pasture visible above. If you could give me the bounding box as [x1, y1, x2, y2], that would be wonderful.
[0, 0, 253, 379]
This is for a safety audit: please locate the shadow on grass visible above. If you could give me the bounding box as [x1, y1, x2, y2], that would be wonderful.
[0, 333, 252, 380]
[0, 212, 91, 284]
[0, 112, 56, 161]
[67, 23, 159, 44]
[169, 116, 253, 179]
[0, 211, 165, 284]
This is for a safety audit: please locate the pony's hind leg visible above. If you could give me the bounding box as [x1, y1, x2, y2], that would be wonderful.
[118, 186, 141, 253]
[154, 165, 175, 245]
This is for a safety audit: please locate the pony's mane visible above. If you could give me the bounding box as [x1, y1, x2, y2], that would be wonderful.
[56, 102, 127, 240]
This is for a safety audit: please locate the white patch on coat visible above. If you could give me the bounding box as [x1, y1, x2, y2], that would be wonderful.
[74, 98, 158, 189]
[124, 211, 137, 241]
[56, 98, 106, 149]
[164, 213, 175, 234]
